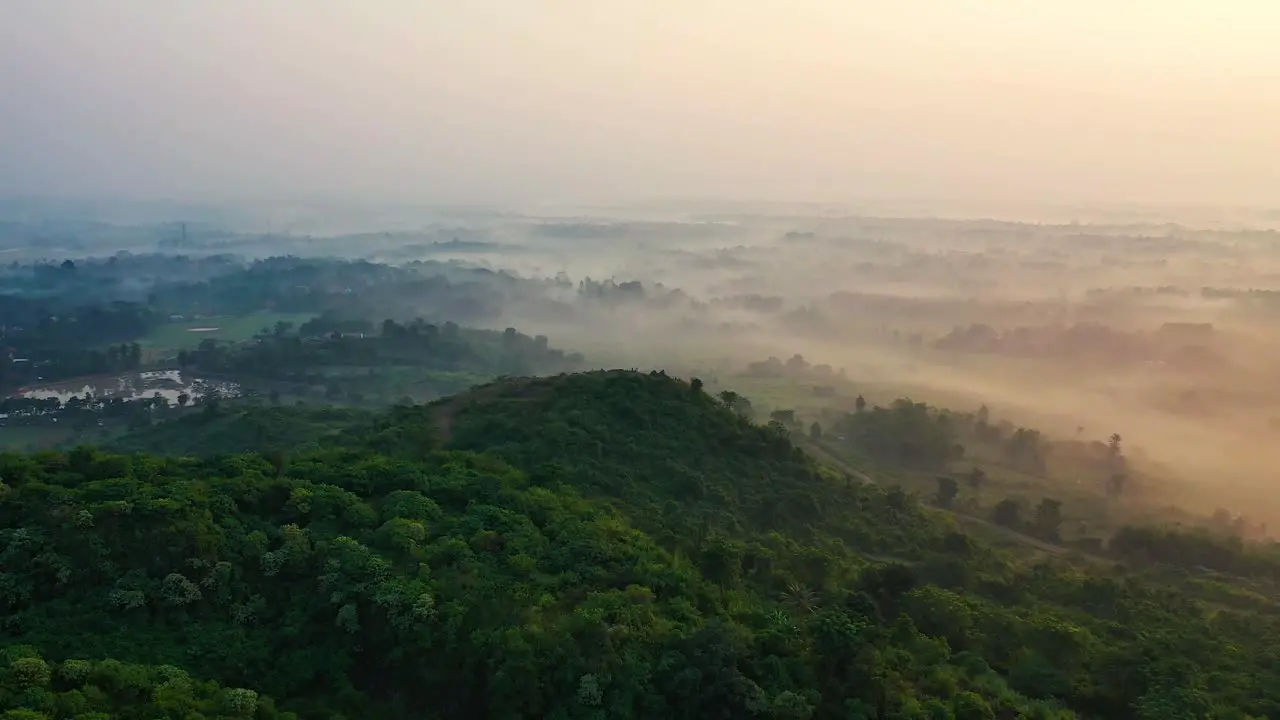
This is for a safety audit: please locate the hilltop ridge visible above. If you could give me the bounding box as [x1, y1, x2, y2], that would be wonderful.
[2, 371, 1279, 717]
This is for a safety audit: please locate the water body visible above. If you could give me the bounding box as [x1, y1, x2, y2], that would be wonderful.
[18, 370, 240, 404]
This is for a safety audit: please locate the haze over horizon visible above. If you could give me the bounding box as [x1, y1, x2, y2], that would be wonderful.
[3, 1, 1278, 209]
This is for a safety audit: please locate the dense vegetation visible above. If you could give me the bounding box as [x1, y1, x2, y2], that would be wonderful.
[0, 645, 291, 719]
[1, 254, 588, 451]
[0, 297, 149, 389]
[106, 404, 372, 457]
[3, 371, 1279, 718]
[179, 319, 583, 390]
[1, 255, 563, 393]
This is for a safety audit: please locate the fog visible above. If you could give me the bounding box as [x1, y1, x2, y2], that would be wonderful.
[9, 201, 1280, 524]
[3, 1, 1280, 207]
[466, 213, 1280, 525]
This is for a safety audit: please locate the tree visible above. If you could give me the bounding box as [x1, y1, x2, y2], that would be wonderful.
[934, 476, 959, 509]
[780, 582, 818, 615]
[809, 421, 823, 440]
[992, 498, 1022, 528]
[965, 467, 986, 501]
[1004, 427, 1048, 474]
[1033, 498, 1063, 542]
[836, 397, 957, 469]
[952, 691, 995, 720]
[1108, 433, 1123, 457]
[1106, 433, 1127, 474]
[1211, 507, 1232, 528]
[264, 449, 287, 478]
[718, 390, 753, 418]
[177, 392, 191, 408]
[201, 390, 222, 417]
[855, 394, 867, 413]
[690, 377, 704, 394]
[975, 403, 990, 426]
[766, 420, 790, 440]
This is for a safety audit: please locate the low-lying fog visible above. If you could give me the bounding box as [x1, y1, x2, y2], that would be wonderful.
[7, 200, 1280, 523]
[397, 207, 1280, 522]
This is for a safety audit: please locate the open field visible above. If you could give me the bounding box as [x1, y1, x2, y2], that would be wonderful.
[139, 313, 317, 351]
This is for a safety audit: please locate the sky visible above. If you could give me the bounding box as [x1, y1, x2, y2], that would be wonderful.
[1, 1, 1278, 208]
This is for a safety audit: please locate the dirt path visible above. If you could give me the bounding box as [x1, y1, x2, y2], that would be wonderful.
[427, 374, 556, 445]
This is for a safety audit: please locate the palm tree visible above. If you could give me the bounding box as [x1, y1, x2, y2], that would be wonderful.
[780, 582, 819, 615]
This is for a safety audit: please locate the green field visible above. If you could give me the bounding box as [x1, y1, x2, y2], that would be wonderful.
[140, 313, 316, 351]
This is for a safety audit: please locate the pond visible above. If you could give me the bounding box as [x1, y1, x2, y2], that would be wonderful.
[17, 370, 241, 404]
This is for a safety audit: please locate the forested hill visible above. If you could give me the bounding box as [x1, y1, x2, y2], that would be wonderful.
[1, 371, 1278, 719]
[438, 371, 950, 558]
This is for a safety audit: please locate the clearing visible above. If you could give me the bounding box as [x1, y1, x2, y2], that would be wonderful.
[140, 313, 316, 350]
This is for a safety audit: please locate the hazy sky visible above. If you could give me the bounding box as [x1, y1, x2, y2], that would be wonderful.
[2, 1, 1277, 207]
